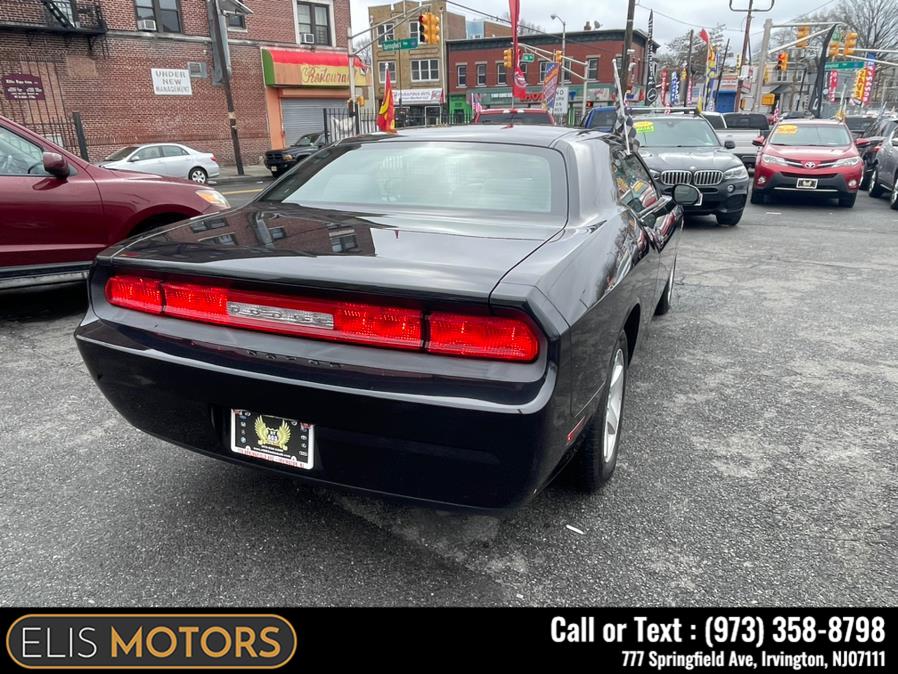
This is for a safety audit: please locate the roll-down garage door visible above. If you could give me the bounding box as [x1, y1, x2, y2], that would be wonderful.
[280, 98, 343, 143]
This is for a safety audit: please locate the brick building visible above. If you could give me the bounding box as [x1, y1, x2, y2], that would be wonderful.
[0, 0, 362, 167]
[367, 1, 465, 126]
[446, 29, 655, 121]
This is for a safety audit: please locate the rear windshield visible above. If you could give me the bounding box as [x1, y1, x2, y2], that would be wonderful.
[261, 141, 567, 219]
[844, 116, 873, 133]
[634, 118, 721, 148]
[723, 113, 769, 130]
[105, 146, 138, 161]
[703, 114, 726, 130]
[769, 124, 852, 147]
[475, 112, 552, 125]
[585, 109, 618, 130]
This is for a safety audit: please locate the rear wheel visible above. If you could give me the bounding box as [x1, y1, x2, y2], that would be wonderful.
[891, 176, 898, 210]
[716, 210, 743, 226]
[188, 167, 208, 184]
[568, 331, 629, 493]
[838, 193, 857, 208]
[869, 167, 885, 198]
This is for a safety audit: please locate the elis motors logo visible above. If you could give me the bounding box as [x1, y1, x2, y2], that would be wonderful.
[6, 614, 296, 669]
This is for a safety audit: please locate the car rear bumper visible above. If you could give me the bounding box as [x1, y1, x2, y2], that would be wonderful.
[74, 313, 572, 512]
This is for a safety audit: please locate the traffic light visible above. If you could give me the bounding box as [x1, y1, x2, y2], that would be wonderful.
[417, 15, 426, 44]
[503, 48, 514, 69]
[828, 39, 840, 57]
[776, 52, 789, 71]
[796, 25, 810, 49]
[844, 32, 858, 56]
[421, 12, 440, 45]
[554, 50, 564, 64]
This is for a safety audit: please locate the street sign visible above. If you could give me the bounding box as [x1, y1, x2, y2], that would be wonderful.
[382, 38, 419, 51]
[825, 60, 864, 71]
[520, 53, 535, 63]
[553, 86, 569, 115]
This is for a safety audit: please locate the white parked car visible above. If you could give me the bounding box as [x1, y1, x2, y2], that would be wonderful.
[99, 143, 220, 183]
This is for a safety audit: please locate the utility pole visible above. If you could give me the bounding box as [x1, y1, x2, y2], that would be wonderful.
[750, 19, 773, 112]
[731, 1, 775, 112]
[209, 0, 244, 175]
[684, 29, 694, 105]
[620, 0, 636, 91]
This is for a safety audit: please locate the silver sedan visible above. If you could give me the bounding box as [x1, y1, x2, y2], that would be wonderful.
[99, 143, 220, 183]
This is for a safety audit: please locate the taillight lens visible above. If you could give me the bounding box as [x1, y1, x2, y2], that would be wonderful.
[427, 312, 539, 362]
[104, 275, 163, 314]
[104, 276, 538, 361]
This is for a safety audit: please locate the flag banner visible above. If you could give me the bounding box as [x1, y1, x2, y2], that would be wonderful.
[543, 63, 560, 110]
[670, 71, 680, 105]
[660, 67, 669, 106]
[645, 11, 657, 105]
[612, 58, 639, 153]
[377, 69, 395, 132]
[828, 70, 838, 103]
[863, 53, 876, 106]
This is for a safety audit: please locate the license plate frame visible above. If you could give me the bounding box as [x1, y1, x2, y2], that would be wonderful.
[796, 178, 818, 189]
[230, 409, 314, 470]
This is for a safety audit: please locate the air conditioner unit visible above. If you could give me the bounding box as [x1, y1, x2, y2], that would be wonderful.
[301, 33, 316, 45]
[137, 19, 157, 31]
[188, 61, 208, 79]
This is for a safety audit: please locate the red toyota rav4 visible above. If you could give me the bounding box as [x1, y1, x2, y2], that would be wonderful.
[750, 118, 863, 207]
[1, 115, 230, 290]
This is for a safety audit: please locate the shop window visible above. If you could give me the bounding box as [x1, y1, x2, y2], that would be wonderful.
[297, 1, 332, 46]
[134, 0, 181, 33]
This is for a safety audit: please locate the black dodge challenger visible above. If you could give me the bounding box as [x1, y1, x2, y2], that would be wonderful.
[75, 126, 699, 511]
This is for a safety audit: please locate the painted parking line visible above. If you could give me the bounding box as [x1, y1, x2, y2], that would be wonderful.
[220, 187, 265, 196]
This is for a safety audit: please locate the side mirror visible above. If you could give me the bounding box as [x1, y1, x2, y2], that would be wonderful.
[724, 139, 736, 150]
[855, 138, 871, 148]
[892, 137, 898, 147]
[42, 152, 69, 178]
[752, 136, 765, 147]
[672, 184, 702, 207]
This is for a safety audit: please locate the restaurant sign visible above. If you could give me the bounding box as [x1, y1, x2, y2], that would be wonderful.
[262, 49, 368, 88]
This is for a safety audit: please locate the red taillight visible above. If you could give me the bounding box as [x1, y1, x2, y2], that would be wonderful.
[427, 311, 539, 362]
[210, 154, 217, 163]
[105, 275, 163, 314]
[104, 276, 538, 361]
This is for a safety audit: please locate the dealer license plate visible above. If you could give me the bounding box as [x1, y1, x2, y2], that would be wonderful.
[796, 178, 818, 189]
[230, 409, 314, 470]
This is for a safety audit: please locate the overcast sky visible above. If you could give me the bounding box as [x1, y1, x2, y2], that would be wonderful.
[350, 0, 840, 50]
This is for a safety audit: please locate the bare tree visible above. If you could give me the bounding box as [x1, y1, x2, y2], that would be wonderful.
[656, 25, 726, 76]
[838, 0, 898, 50]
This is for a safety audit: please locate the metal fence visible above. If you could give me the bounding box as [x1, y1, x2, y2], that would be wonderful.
[322, 104, 585, 143]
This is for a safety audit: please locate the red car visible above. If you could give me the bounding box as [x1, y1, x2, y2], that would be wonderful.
[0, 115, 230, 289]
[472, 108, 556, 125]
[750, 118, 863, 208]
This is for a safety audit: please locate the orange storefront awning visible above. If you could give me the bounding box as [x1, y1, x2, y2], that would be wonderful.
[262, 48, 368, 88]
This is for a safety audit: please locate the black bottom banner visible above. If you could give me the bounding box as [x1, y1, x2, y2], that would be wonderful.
[1, 607, 893, 671]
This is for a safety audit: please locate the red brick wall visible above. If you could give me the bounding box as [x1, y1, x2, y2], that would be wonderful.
[0, 0, 352, 166]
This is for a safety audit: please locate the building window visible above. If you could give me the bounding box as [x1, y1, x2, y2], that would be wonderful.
[226, 13, 246, 30]
[539, 61, 550, 82]
[476, 63, 486, 86]
[563, 65, 572, 83]
[409, 19, 420, 40]
[330, 232, 358, 252]
[411, 59, 439, 82]
[379, 60, 396, 83]
[457, 64, 467, 87]
[134, 0, 181, 33]
[496, 62, 506, 85]
[297, 1, 332, 46]
[378, 22, 394, 44]
[587, 58, 599, 81]
[519, 61, 528, 79]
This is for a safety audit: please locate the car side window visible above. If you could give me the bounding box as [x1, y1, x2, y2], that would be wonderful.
[132, 146, 163, 161]
[611, 150, 660, 213]
[162, 145, 188, 157]
[0, 126, 45, 176]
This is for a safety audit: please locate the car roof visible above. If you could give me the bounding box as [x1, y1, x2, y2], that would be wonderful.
[344, 124, 592, 148]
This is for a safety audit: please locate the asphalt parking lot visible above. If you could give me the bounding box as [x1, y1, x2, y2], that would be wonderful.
[1, 190, 896, 607]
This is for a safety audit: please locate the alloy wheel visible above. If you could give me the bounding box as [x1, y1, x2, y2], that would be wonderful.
[190, 169, 207, 184]
[892, 177, 898, 206]
[666, 258, 676, 306]
[604, 348, 626, 463]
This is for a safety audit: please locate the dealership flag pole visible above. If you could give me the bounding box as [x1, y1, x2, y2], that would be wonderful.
[209, 0, 244, 175]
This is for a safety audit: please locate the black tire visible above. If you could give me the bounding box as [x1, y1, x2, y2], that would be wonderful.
[838, 193, 857, 208]
[716, 210, 743, 226]
[891, 175, 898, 211]
[749, 189, 766, 205]
[271, 167, 281, 178]
[860, 170, 871, 191]
[869, 167, 885, 198]
[567, 331, 629, 493]
[655, 256, 675, 316]
[188, 167, 208, 184]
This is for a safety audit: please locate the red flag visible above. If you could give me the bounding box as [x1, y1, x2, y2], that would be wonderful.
[377, 69, 395, 132]
[698, 28, 710, 44]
